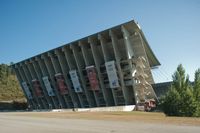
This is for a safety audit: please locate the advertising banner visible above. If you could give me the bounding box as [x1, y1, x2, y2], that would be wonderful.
[32, 79, 43, 98]
[21, 81, 33, 99]
[86, 66, 99, 90]
[42, 76, 55, 96]
[69, 70, 82, 93]
[55, 73, 68, 95]
[105, 61, 120, 88]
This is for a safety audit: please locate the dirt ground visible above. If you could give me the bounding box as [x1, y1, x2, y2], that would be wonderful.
[9, 111, 200, 126]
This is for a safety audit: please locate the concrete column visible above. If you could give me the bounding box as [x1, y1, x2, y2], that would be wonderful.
[25, 60, 48, 109]
[98, 33, 117, 106]
[13, 65, 33, 109]
[109, 30, 131, 105]
[121, 26, 135, 59]
[121, 25, 138, 105]
[48, 52, 70, 108]
[88, 37, 114, 106]
[41, 54, 64, 108]
[20, 62, 43, 109]
[55, 49, 80, 108]
[30, 58, 53, 109]
[35, 56, 57, 108]
[16, 64, 37, 109]
[70, 44, 95, 107]
[62, 46, 84, 108]
[79, 41, 99, 107]
[98, 34, 110, 61]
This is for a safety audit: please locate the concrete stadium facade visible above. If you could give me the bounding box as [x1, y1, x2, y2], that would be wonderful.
[12, 20, 160, 110]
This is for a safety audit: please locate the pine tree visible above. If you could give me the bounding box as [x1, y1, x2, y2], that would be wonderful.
[161, 88, 181, 116]
[162, 64, 199, 117]
[194, 69, 200, 101]
[172, 64, 190, 93]
[193, 69, 200, 116]
[179, 88, 197, 117]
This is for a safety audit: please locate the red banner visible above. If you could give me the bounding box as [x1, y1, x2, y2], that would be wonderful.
[55, 73, 68, 95]
[32, 79, 43, 97]
[86, 66, 99, 90]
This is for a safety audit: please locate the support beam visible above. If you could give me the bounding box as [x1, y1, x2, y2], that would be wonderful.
[41, 54, 64, 108]
[30, 58, 53, 109]
[98, 33, 117, 106]
[48, 52, 69, 108]
[20, 63, 42, 109]
[62, 46, 84, 108]
[88, 37, 114, 106]
[55, 49, 79, 108]
[13, 65, 33, 109]
[35, 56, 57, 108]
[79, 41, 100, 107]
[16, 64, 37, 108]
[109, 29, 131, 105]
[25, 61, 48, 109]
[70, 44, 95, 107]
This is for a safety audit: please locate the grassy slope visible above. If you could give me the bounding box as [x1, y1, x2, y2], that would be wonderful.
[0, 74, 25, 101]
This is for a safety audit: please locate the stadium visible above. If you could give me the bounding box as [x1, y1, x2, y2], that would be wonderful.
[12, 20, 160, 110]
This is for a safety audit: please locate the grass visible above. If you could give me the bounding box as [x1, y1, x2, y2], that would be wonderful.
[9, 111, 200, 126]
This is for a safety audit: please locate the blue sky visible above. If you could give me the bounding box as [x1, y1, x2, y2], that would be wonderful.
[0, 0, 199, 83]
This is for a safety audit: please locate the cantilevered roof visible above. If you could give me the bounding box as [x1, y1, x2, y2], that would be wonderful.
[13, 20, 160, 67]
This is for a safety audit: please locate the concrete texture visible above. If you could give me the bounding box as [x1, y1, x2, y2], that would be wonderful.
[0, 113, 199, 133]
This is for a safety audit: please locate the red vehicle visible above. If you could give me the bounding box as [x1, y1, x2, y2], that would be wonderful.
[144, 99, 156, 111]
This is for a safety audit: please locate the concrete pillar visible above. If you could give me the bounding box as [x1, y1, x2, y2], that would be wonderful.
[30, 58, 53, 109]
[16, 64, 37, 109]
[98, 33, 117, 106]
[25, 60, 48, 109]
[121, 26, 135, 59]
[55, 49, 80, 108]
[13, 65, 33, 109]
[109, 29, 131, 105]
[41, 54, 64, 108]
[121, 25, 137, 105]
[79, 41, 99, 107]
[48, 52, 70, 108]
[70, 44, 96, 107]
[35, 56, 57, 108]
[62, 46, 84, 108]
[20, 62, 44, 109]
[88, 37, 114, 106]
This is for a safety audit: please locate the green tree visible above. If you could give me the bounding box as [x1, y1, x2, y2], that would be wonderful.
[172, 64, 190, 93]
[193, 69, 200, 116]
[161, 88, 181, 116]
[178, 88, 198, 117]
[161, 64, 200, 117]
[193, 69, 200, 101]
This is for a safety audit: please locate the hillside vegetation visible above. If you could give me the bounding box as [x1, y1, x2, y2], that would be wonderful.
[0, 63, 25, 101]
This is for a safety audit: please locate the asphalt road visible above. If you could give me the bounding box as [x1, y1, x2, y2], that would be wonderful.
[0, 113, 199, 133]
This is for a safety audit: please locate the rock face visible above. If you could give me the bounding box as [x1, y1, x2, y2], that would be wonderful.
[12, 20, 160, 110]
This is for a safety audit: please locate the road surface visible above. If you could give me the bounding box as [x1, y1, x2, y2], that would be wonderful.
[0, 112, 199, 133]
